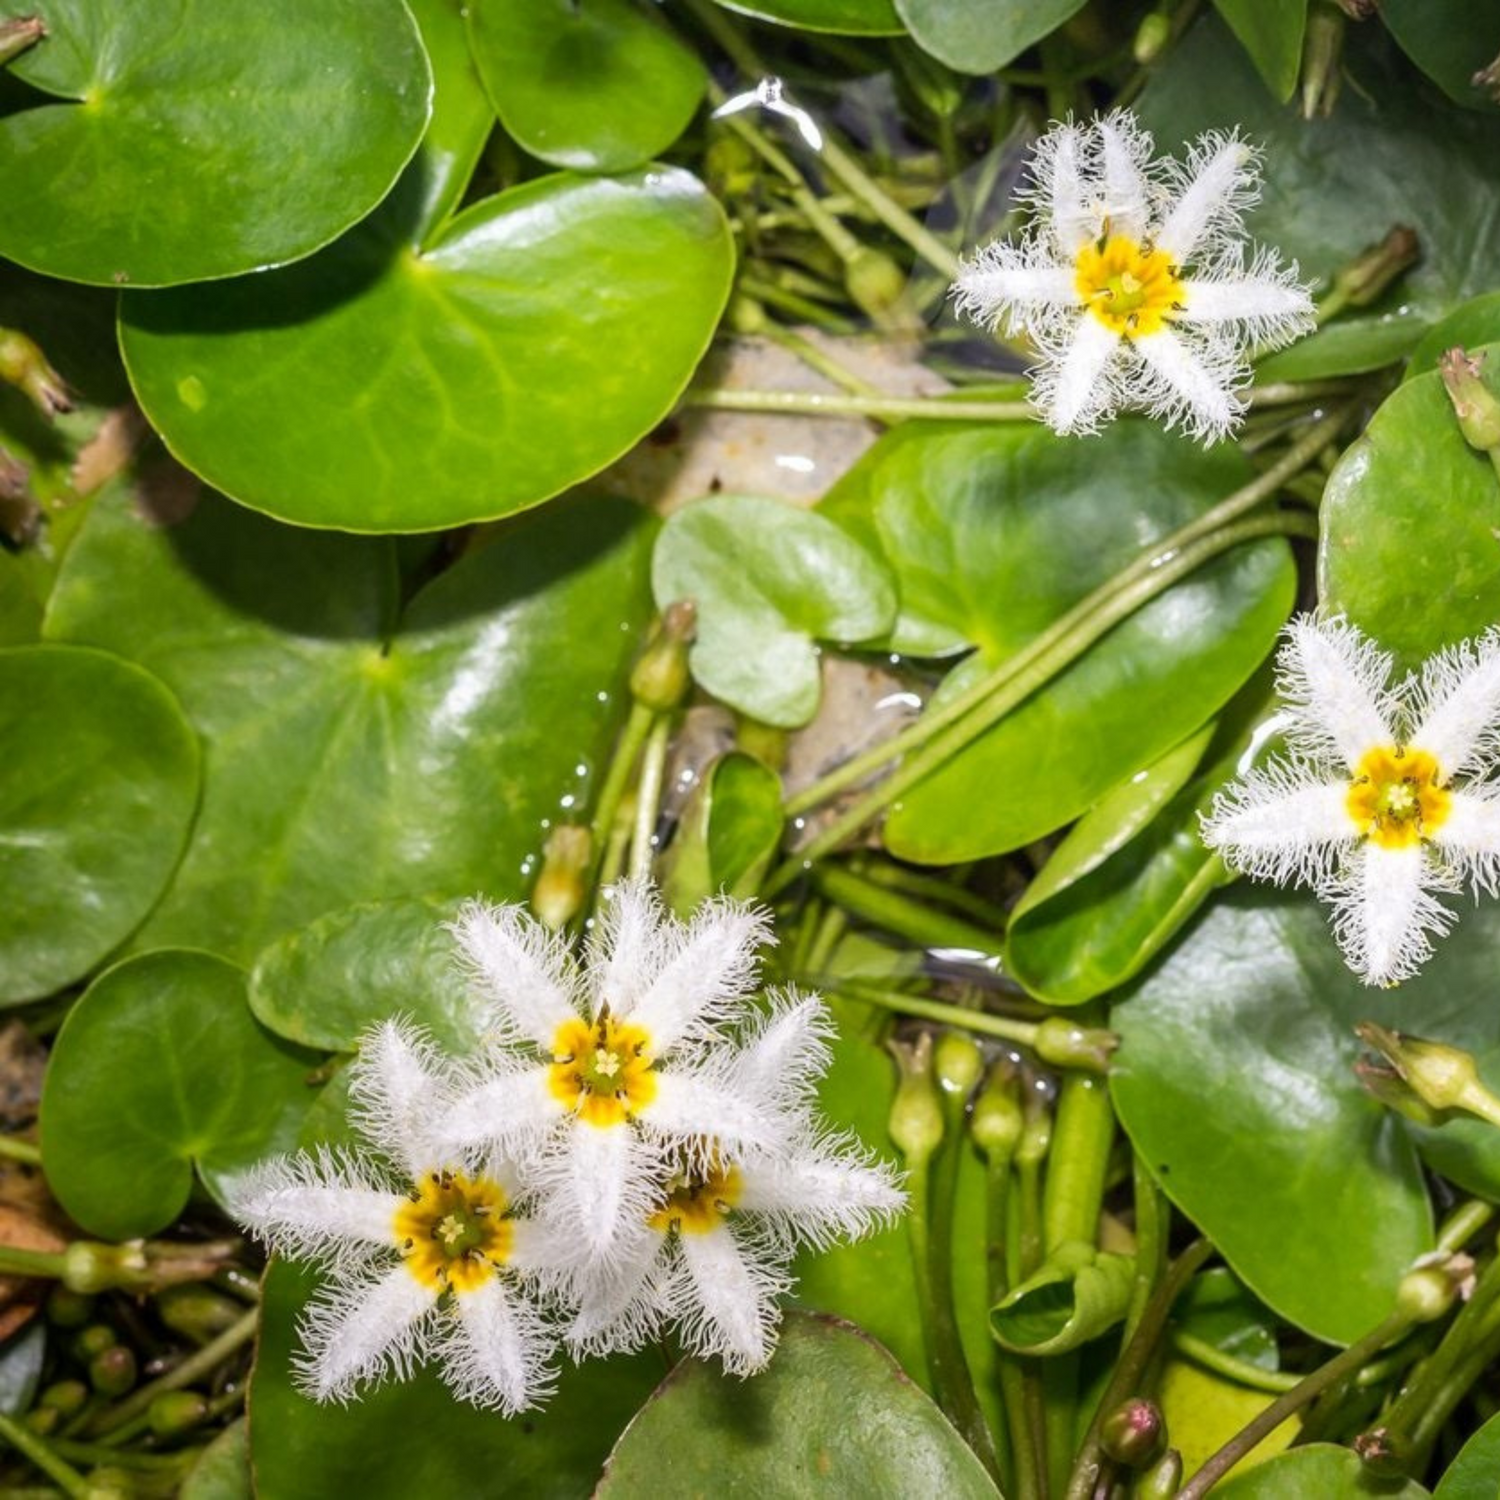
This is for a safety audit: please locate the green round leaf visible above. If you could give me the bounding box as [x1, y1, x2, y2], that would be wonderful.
[0, 0, 431, 287]
[41, 951, 317, 1239]
[0, 556, 41, 646]
[467, 0, 703, 173]
[652, 495, 897, 728]
[249, 898, 479, 1054]
[1380, 0, 1500, 113]
[1405, 292, 1500, 379]
[0, 644, 198, 1002]
[1213, 1443, 1430, 1499]
[1209, 0, 1307, 102]
[1319, 347, 1500, 669]
[250, 1258, 664, 1500]
[1108, 885, 1500, 1344]
[119, 166, 733, 532]
[44, 486, 654, 963]
[661, 752, 784, 914]
[894, 0, 1086, 72]
[712, 0, 904, 36]
[180, 1419, 251, 1500]
[822, 421, 1293, 861]
[595, 1311, 1000, 1499]
[1434, 1410, 1500, 1500]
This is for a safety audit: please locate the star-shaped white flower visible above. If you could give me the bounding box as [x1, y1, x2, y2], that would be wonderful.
[1201, 616, 1500, 985]
[952, 110, 1314, 441]
[439, 882, 811, 1266]
[228, 1021, 556, 1413]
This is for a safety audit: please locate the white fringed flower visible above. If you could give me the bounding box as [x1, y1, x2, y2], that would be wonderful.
[228, 1020, 556, 1413]
[952, 110, 1314, 441]
[1202, 616, 1500, 986]
[440, 881, 811, 1266]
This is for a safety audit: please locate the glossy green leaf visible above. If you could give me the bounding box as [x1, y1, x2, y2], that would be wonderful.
[1214, 1443, 1430, 1499]
[251, 1258, 664, 1500]
[0, 557, 40, 645]
[119, 164, 733, 532]
[44, 487, 654, 962]
[652, 495, 897, 728]
[820, 420, 1293, 862]
[0, 643, 198, 1002]
[894, 0, 1085, 73]
[1142, 17, 1500, 380]
[468, 0, 703, 172]
[1176, 1267, 1281, 1373]
[661, 752, 784, 915]
[1434, 1410, 1500, 1500]
[1209, 0, 1307, 101]
[1380, 0, 1500, 112]
[712, 0, 904, 36]
[180, 1419, 251, 1500]
[1406, 293, 1500, 379]
[990, 1242, 1135, 1356]
[249, 898, 479, 1054]
[41, 952, 317, 1240]
[1106, 885, 1500, 1343]
[1320, 345, 1500, 669]
[595, 1311, 1000, 1499]
[0, 0, 430, 287]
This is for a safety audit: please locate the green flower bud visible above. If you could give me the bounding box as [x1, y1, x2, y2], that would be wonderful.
[82, 1468, 136, 1500]
[727, 293, 768, 336]
[23, 1405, 60, 1436]
[1033, 1017, 1118, 1075]
[1101, 1396, 1167, 1468]
[1395, 1252, 1474, 1325]
[88, 1344, 138, 1398]
[0, 328, 71, 418]
[1136, 1447, 1183, 1498]
[147, 1390, 209, 1439]
[72, 1324, 117, 1362]
[531, 824, 592, 933]
[1132, 10, 1172, 65]
[970, 1060, 1023, 1165]
[1354, 1426, 1415, 1476]
[630, 600, 696, 712]
[887, 1034, 944, 1167]
[843, 248, 908, 322]
[154, 1283, 245, 1344]
[40, 1379, 90, 1417]
[933, 1030, 983, 1101]
[62, 1240, 149, 1295]
[1330, 227, 1420, 309]
[1299, 4, 1345, 119]
[45, 1284, 96, 1329]
[1356, 1022, 1500, 1126]
[1439, 348, 1500, 453]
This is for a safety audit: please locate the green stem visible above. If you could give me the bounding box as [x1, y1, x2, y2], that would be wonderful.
[758, 324, 884, 398]
[1064, 1238, 1214, 1500]
[811, 865, 1001, 956]
[629, 717, 672, 882]
[1041, 1073, 1114, 1254]
[737, 274, 856, 333]
[589, 701, 653, 856]
[0, 1137, 41, 1167]
[0, 1247, 65, 1280]
[1177, 1311, 1411, 1500]
[1123, 1153, 1168, 1342]
[0, 1415, 86, 1499]
[764, 509, 1319, 896]
[1168, 1329, 1303, 1393]
[779, 406, 1345, 828]
[50, 1439, 196, 1472]
[822, 981, 1041, 1048]
[678, 0, 767, 76]
[851, 857, 1011, 930]
[1437, 1199, 1495, 1254]
[988, 1158, 1042, 1500]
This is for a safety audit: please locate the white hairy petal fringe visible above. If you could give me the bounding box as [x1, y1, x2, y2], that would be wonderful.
[448, 898, 578, 1049]
[1026, 119, 1095, 256]
[1156, 131, 1260, 264]
[728, 990, 835, 1117]
[586, 878, 670, 1021]
[1200, 767, 1353, 888]
[227, 1149, 397, 1270]
[1176, 246, 1314, 348]
[1041, 315, 1121, 434]
[677, 1226, 787, 1376]
[950, 247, 1077, 332]
[1329, 843, 1457, 987]
[1276, 615, 1398, 769]
[531, 1122, 666, 1263]
[432, 1058, 561, 1165]
[347, 1020, 452, 1178]
[1096, 109, 1155, 240]
[563, 1232, 674, 1359]
[445, 1276, 558, 1414]
[627, 893, 773, 1051]
[1410, 629, 1500, 778]
[644, 1063, 792, 1164]
[1132, 327, 1241, 442]
[1430, 788, 1500, 897]
[295, 1264, 433, 1404]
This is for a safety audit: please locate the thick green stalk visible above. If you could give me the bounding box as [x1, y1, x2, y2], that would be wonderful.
[1041, 1073, 1114, 1254]
[0, 1412, 88, 1498]
[823, 981, 1041, 1048]
[1123, 1153, 1168, 1341]
[628, 717, 672, 882]
[811, 865, 1001, 956]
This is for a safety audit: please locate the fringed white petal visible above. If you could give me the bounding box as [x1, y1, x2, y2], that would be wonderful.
[295, 1264, 433, 1404]
[1156, 132, 1259, 264]
[1041, 315, 1120, 434]
[347, 1020, 451, 1178]
[1277, 615, 1397, 770]
[1177, 266, 1314, 347]
[728, 991, 834, 1118]
[1028, 119, 1095, 256]
[1132, 327, 1240, 442]
[1329, 843, 1456, 988]
[1199, 769, 1353, 888]
[1096, 110, 1154, 241]
[735, 1132, 905, 1252]
[678, 1227, 785, 1376]
[228, 1151, 398, 1268]
[1410, 630, 1500, 779]
[443, 1276, 557, 1414]
[563, 1231, 671, 1359]
[448, 899, 579, 1049]
[533, 1121, 663, 1262]
[951, 255, 1078, 326]
[1431, 788, 1500, 897]
[434, 1060, 561, 1164]
[587, 879, 671, 1021]
[645, 1067, 788, 1159]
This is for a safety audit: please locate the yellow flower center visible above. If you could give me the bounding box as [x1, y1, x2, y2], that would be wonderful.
[1074, 234, 1183, 338]
[548, 1011, 656, 1128]
[1346, 745, 1451, 850]
[392, 1170, 513, 1295]
[647, 1158, 743, 1237]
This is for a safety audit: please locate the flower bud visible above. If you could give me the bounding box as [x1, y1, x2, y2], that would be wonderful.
[1395, 1251, 1475, 1324]
[630, 600, 696, 712]
[72, 1324, 117, 1362]
[0, 16, 45, 66]
[1300, 4, 1345, 120]
[531, 824, 592, 932]
[88, 1343, 138, 1397]
[40, 1379, 89, 1417]
[45, 1284, 96, 1329]
[1033, 1017, 1118, 1075]
[1354, 1426, 1415, 1476]
[147, 1391, 209, 1439]
[81, 1469, 135, 1500]
[970, 1060, 1023, 1165]
[154, 1283, 245, 1344]
[1354, 1056, 1448, 1128]
[1136, 1447, 1183, 1498]
[887, 1033, 944, 1167]
[933, 1030, 983, 1101]
[843, 248, 909, 323]
[0, 328, 72, 418]
[1015, 1075, 1053, 1171]
[61, 1240, 149, 1295]
[1356, 1022, 1500, 1125]
[727, 293, 768, 336]
[23, 1405, 59, 1436]
[1132, 9, 1172, 65]
[1439, 348, 1500, 453]
[1101, 1396, 1167, 1468]
[1332, 227, 1420, 310]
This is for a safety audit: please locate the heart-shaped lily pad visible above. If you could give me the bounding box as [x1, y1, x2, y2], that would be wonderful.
[1319, 344, 1500, 670]
[250, 1258, 665, 1499]
[1106, 884, 1500, 1343]
[894, 0, 1085, 73]
[41, 951, 317, 1240]
[44, 485, 655, 962]
[712, 0, 903, 35]
[595, 1312, 1000, 1498]
[1209, 0, 1306, 101]
[652, 495, 897, 728]
[0, 0, 431, 287]
[0, 643, 199, 1002]
[467, 0, 704, 173]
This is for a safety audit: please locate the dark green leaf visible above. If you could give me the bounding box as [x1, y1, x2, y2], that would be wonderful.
[1209, 0, 1307, 101]
[250, 1258, 665, 1500]
[595, 1311, 1000, 1499]
[0, 643, 198, 1002]
[1434, 1410, 1500, 1500]
[712, 0, 904, 36]
[661, 752, 784, 915]
[41, 951, 318, 1239]
[1214, 1443, 1430, 1498]
[0, 557, 40, 645]
[894, 0, 1085, 73]
[1379, 0, 1500, 113]
[468, 0, 703, 172]
[652, 495, 897, 728]
[44, 487, 654, 962]
[0, 0, 430, 286]
[990, 1242, 1135, 1356]
[1406, 293, 1500, 379]
[1175, 1268, 1281, 1373]
[180, 1418, 251, 1500]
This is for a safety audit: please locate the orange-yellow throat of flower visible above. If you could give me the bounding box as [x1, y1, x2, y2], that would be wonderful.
[549, 1011, 656, 1128]
[1075, 234, 1183, 338]
[1346, 745, 1451, 850]
[393, 1170, 513, 1295]
[648, 1158, 743, 1237]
